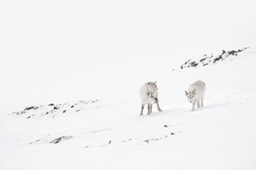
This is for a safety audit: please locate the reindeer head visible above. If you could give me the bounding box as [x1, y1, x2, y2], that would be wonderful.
[147, 81, 159, 98]
[146, 91, 159, 104]
[185, 89, 196, 103]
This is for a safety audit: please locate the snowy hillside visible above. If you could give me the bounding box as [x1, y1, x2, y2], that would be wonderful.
[1, 47, 256, 170]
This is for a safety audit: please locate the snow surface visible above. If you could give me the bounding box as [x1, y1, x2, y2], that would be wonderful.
[1, 0, 256, 169]
[1, 47, 256, 170]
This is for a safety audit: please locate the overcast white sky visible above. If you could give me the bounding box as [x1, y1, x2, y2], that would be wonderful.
[0, 0, 255, 111]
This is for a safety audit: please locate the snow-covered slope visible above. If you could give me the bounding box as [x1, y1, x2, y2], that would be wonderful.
[1, 47, 256, 170]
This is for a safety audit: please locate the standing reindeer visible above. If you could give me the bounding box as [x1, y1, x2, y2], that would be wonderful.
[139, 81, 162, 115]
[185, 80, 206, 111]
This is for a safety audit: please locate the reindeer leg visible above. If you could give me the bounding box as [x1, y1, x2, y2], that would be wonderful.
[156, 102, 162, 112]
[197, 100, 200, 108]
[201, 96, 204, 107]
[192, 101, 196, 111]
[147, 104, 152, 115]
[140, 104, 144, 116]
[155, 98, 162, 112]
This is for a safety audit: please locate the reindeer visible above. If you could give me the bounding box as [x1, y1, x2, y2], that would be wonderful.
[185, 80, 206, 111]
[139, 82, 162, 115]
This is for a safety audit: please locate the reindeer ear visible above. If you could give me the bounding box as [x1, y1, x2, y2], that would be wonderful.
[192, 89, 196, 94]
[185, 91, 188, 96]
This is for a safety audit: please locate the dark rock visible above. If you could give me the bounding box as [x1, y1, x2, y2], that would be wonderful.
[228, 50, 237, 56]
[92, 100, 98, 103]
[200, 58, 206, 62]
[144, 140, 149, 143]
[53, 106, 59, 110]
[50, 136, 72, 144]
[190, 61, 198, 67]
[25, 106, 38, 111]
[213, 56, 223, 63]
[184, 59, 191, 65]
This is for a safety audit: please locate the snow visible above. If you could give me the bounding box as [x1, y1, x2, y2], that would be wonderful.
[1, 47, 256, 170]
[1, 0, 256, 169]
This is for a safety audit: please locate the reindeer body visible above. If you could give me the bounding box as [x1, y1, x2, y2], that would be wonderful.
[140, 82, 162, 115]
[185, 80, 206, 111]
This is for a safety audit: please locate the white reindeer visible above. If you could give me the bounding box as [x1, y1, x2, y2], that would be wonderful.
[140, 81, 162, 115]
[185, 80, 206, 111]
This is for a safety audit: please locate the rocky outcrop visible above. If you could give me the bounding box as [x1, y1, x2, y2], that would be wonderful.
[178, 47, 249, 70]
[12, 99, 98, 119]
